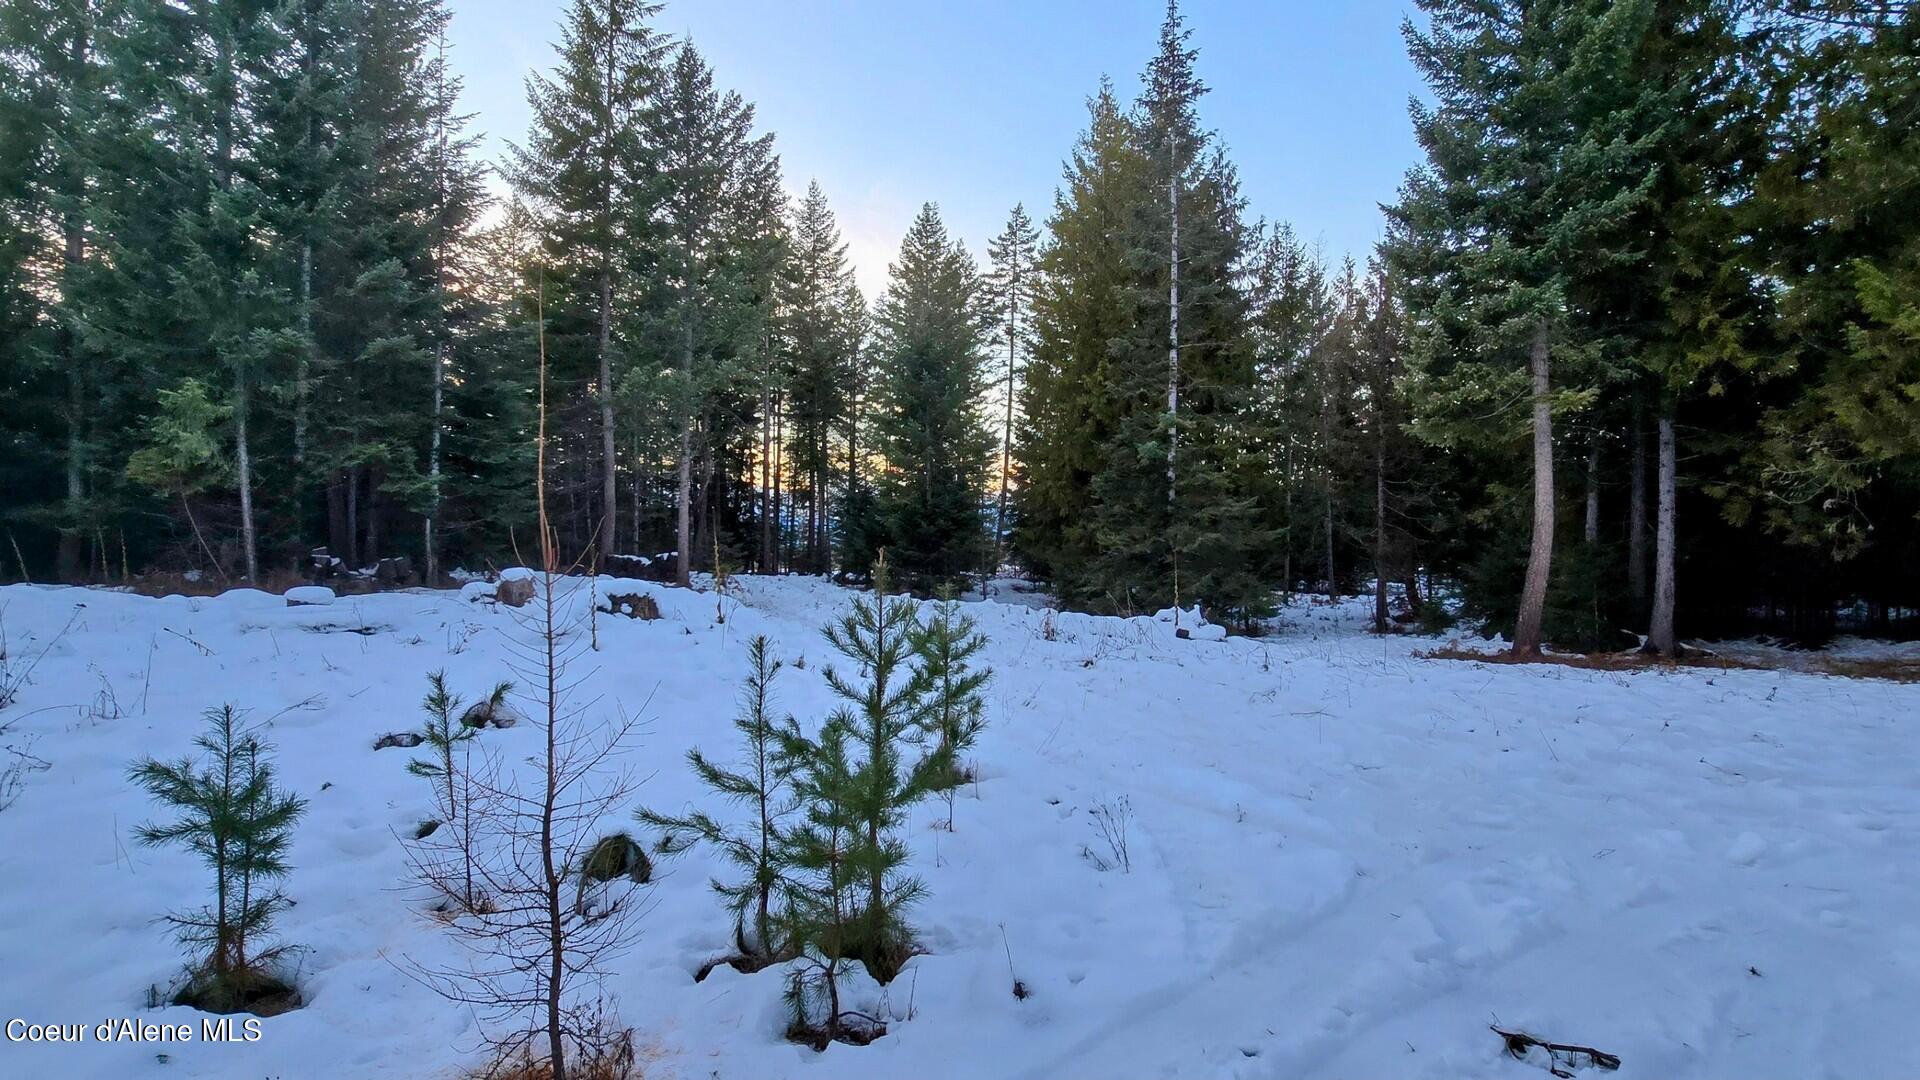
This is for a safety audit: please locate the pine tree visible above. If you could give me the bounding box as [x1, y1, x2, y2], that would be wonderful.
[1013, 81, 1145, 590]
[781, 181, 858, 575]
[417, 8, 490, 583]
[1245, 222, 1334, 594]
[639, 634, 799, 963]
[815, 554, 937, 982]
[506, 0, 665, 569]
[870, 205, 993, 591]
[130, 704, 308, 1012]
[124, 378, 234, 578]
[1089, 0, 1275, 624]
[1388, 0, 1668, 653]
[776, 715, 867, 1047]
[405, 670, 506, 912]
[984, 204, 1039, 564]
[910, 594, 991, 828]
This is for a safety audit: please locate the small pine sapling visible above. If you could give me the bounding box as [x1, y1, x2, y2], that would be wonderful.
[408, 671, 478, 817]
[819, 552, 939, 983]
[405, 671, 508, 912]
[778, 717, 884, 1048]
[129, 705, 307, 1013]
[910, 591, 992, 827]
[638, 635, 799, 966]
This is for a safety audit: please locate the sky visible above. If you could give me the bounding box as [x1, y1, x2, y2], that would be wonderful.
[447, 0, 1426, 299]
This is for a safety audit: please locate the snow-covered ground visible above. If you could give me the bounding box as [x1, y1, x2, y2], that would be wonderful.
[1, 576, 1917, 1079]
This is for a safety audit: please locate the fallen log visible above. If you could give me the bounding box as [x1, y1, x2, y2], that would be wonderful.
[1491, 1026, 1621, 1077]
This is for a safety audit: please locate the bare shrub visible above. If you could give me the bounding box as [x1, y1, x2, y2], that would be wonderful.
[1083, 796, 1133, 873]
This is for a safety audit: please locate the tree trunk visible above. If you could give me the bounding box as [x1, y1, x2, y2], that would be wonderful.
[1166, 136, 1181, 508]
[759, 392, 773, 572]
[597, 273, 616, 569]
[365, 467, 383, 564]
[996, 291, 1017, 566]
[772, 391, 785, 573]
[1627, 397, 1648, 608]
[426, 340, 444, 584]
[327, 472, 347, 563]
[344, 467, 358, 569]
[1647, 413, 1677, 656]
[1512, 320, 1554, 657]
[55, 0, 91, 584]
[675, 318, 694, 587]
[296, 240, 312, 467]
[234, 367, 259, 581]
[1372, 435, 1388, 633]
[1584, 438, 1600, 545]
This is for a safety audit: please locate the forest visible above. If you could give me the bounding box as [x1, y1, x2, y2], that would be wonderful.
[2, 0, 1916, 653]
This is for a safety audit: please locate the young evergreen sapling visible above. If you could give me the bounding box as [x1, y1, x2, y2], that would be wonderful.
[817, 552, 939, 982]
[910, 592, 992, 827]
[638, 635, 799, 965]
[129, 705, 307, 1012]
[777, 717, 881, 1047]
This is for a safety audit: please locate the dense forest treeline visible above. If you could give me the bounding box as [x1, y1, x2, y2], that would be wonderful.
[1, 0, 1915, 649]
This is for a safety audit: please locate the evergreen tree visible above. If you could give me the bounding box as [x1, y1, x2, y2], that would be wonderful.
[984, 203, 1039, 564]
[814, 554, 937, 982]
[130, 704, 308, 1011]
[909, 594, 991, 828]
[1013, 81, 1144, 589]
[1090, 0, 1275, 624]
[781, 181, 857, 575]
[643, 42, 777, 585]
[1388, 0, 1667, 653]
[1245, 222, 1334, 594]
[639, 635, 799, 963]
[775, 715, 866, 1047]
[506, 0, 665, 568]
[124, 378, 235, 578]
[870, 205, 993, 590]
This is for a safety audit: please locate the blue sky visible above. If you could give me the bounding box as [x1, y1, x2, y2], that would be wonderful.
[448, 0, 1425, 297]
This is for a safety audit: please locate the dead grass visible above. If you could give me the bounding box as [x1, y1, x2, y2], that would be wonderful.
[462, 1028, 671, 1080]
[1418, 644, 1920, 683]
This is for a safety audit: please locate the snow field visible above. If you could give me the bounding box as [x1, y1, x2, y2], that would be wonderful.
[0, 577, 1916, 1078]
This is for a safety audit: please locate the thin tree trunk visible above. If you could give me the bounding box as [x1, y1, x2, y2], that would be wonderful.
[597, 273, 616, 570]
[1647, 413, 1677, 656]
[366, 467, 383, 564]
[676, 318, 694, 587]
[1584, 438, 1600, 545]
[1373, 436, 1387, 633]
[327, 473, 347, 563]
[772, 391, 785, 573]
[296, 245, 312, 466]
[235, 368, 259, 581]
[344, 467, 358, 568]
[426, 341, 443, 584]
[759, 393, 773, 573]
[61, 358, 84, 582]
[1627, 397, 1648, 607]
[1166, 137, 1180, 507]
[1512, 321, 1554, 656]
[996, 291, 1017, 565]
[56, 0, 90, 584]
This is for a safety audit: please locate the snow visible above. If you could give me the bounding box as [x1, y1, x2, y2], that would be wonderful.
[2, 578, 1919, 1078]
[281, 586, 336, 607]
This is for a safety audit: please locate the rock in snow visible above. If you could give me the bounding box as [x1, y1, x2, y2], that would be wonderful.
[282, 585, 336, 607]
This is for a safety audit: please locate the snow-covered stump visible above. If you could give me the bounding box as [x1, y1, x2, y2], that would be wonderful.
[284, 586, 337, 608]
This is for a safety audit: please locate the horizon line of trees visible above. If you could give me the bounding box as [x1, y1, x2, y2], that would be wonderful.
[3, 0, 1916, 650]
